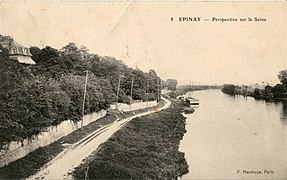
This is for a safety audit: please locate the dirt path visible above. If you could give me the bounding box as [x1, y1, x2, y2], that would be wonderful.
[29, 98, 171, 180]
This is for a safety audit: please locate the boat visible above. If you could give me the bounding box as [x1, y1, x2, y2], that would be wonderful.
[185, 97, 199, 105]
[185, 81, 199, 105]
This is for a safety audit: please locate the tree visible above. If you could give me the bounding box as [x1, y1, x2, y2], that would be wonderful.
[61, 43, 89, 61]
[61, 43, 79, 54]
[222, 84, 236, 95]
[79, 45, 89, 58]
[0, 40, 165, 145]
[30, 46, 41, 63]
[166, 79, 177, 91]
[278, 70, 287, 88]
[264, 85, 273, 94]
[32, 46, 74, 78]
[37, 46, 60, 62]
[253, 88, 262, 99]
[273, 84, 286, 99]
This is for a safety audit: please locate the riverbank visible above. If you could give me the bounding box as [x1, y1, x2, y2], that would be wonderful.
[168, 85, 221, 99]
[221, 84, 287, 102]
[0, 101, 165, 179]
[72, 99, 190, 179]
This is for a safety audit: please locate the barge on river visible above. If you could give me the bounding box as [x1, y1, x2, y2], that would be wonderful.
[179, 96, 199, 105]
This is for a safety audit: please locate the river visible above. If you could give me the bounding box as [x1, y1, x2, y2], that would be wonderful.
[179, 90, 287, 179]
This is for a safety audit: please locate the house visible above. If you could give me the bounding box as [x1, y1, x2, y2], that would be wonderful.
[0, 35, 35, 64]
[161, 87, 169, 95]
[250, 82, 270, 90]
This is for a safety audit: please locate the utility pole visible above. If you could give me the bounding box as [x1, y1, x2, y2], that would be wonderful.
[130, 76, 134, 111]
[146, 79, 149, 106]
[157, 78, 160, 102]
[81, 70, 89, 128]
[116, 75, 123, 110]
[130, 76, 134, 100]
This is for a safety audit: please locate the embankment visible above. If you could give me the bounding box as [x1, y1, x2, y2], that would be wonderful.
[0, 101, 162, 179]
[0, 110, 107, 168]
[73, 100, 190, 179]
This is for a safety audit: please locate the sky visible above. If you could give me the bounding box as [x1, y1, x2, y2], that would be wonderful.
[0, 1, 286, 85]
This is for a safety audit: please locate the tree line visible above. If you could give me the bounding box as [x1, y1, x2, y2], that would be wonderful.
[222, 70, 287, 101]
[0, 43, 168, 145]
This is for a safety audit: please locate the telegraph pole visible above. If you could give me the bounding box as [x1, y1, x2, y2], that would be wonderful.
[129, 76, 134, 111]
[81, 70, 89, 128]
[116, 75, 123, 110]
[146, 79, 149, 106]
[130, 76, 134, 100]
[157, 78, 160, 102]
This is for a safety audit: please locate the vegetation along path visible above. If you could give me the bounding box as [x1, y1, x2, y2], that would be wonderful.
[72, 98, 188, 179]
[29, 98, 171, 179]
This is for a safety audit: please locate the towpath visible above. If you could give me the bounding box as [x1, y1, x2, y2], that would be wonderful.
[29, 98, 171, 180]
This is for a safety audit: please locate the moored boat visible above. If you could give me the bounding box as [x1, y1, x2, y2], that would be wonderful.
[186, 97, 199, 105]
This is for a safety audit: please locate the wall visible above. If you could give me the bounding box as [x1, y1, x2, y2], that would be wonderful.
[0, 109, 106, 167]
[109, 101, 158, 112]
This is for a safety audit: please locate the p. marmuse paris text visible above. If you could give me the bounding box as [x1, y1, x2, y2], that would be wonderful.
[237, 170, 275, 175]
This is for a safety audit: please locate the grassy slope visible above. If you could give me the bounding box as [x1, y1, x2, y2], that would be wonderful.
[73, 100, 189, 179]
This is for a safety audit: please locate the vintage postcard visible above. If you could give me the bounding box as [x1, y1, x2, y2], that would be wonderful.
[0, 0, 286, 179]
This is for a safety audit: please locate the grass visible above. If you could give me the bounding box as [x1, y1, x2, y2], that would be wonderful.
[73, 99, 190, 179]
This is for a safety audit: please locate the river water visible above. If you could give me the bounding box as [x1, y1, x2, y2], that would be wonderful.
[179, 90, 287, 179]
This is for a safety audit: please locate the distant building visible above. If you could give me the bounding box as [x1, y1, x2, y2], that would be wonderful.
[250, 82, 270, 90]
[0, 35, 35, 64]
[161, 87, 169, 95]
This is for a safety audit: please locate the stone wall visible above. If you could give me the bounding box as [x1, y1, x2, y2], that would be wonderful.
[109, 101, 158, 112]
[0, 109, 106, 167]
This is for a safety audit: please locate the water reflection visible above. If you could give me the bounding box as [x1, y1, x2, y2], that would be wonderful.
[190, 105, 199, 109]
[179, 90, 287, 179]
[280, 101, 287, 125]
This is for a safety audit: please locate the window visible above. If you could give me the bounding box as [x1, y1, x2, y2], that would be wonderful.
[11, 48, 16, 54]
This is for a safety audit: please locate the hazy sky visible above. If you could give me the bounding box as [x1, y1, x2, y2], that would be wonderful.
[0, 1, 286, 85]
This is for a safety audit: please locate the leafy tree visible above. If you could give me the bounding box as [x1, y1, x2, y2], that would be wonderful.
[32, 46, 74, 78]
[61, 43, 89, 62]
[60, 43, 88, 75]
[29, 46, 41, 63]
[0, 50, 33, 143]
[278, 70, 287, 88]
[59, 74, 86, 120]
[166, 79, 177, 91]
[222, 84, 236, 95]
[79, 45, 89, 58]
[130, 69, 148, 100]
[273, 84, 286, 99]
[37, 46, 60, 62]
[0, 41, 166, 145]
[61, 43, 79, 55]
[253, 88, 262, 99]
[264, 85, 273, 95]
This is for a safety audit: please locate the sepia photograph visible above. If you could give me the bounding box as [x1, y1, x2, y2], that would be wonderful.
[0, 0, 286, 179]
